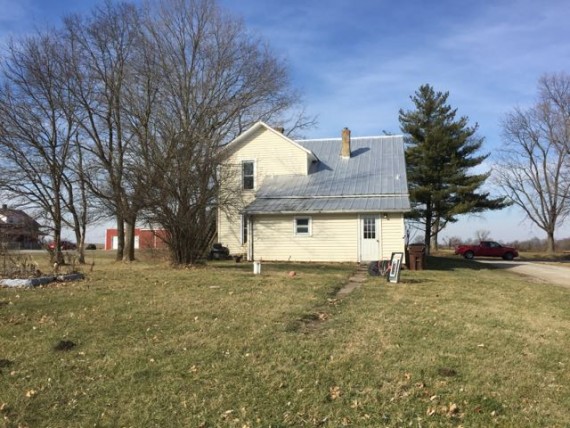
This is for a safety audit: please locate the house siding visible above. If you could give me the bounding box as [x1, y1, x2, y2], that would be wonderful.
[230, 127, 309, 187]
[380, 213, 406, 259]
[252, 214, 359, 262]
[218, 209, 246, 256]
[218, 126, 311, 254]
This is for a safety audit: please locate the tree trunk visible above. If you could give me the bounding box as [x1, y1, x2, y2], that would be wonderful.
[430, 220, 439, 252]
[123, 219, 136, 262]
[52, 228, 65, 266]
[115, 215, 125, 261]
[546, 230, 555, 253]
[423, 210, 432, 256]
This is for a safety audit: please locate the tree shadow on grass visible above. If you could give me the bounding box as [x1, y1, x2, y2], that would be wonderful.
[426, 256, 491, 271]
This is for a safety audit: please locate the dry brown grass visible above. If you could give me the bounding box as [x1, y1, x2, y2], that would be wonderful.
[0, 252, 569, 427]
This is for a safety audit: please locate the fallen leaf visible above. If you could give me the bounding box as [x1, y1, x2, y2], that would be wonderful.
[448, 403, 459, 414]
[329, 386, 341, 400]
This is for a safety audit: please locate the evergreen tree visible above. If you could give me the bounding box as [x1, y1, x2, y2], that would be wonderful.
[399, 84, 508, 253]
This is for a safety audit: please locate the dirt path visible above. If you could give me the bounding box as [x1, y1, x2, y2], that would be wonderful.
[476, 260, 570, 289]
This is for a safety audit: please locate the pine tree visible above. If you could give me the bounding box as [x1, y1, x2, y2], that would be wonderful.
[399, 84, 509, 253]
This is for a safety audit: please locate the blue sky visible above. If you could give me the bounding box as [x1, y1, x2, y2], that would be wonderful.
[2, 0, 570, 244]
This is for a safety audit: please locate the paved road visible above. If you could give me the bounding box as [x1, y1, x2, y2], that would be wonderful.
[476, 259, 570, 289]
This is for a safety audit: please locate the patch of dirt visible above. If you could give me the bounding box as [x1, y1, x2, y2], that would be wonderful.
[0, 359, 13, 368]
[54, 340, 77, 351]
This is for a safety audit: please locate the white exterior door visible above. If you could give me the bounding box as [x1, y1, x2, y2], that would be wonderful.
[112, 236, 118, 250]
[134, 236, 140, 249]
[360, 215, 379, 261]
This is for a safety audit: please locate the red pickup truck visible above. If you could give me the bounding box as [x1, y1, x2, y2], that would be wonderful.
[454, 241, 519, 260]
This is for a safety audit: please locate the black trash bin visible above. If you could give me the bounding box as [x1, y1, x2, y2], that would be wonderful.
[407, 244, 426, 271]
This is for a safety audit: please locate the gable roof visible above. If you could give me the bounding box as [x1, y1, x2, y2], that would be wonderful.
[222, 121, 318, 162]
[244, 135, 410, 214]
[0, 207, 36, 224]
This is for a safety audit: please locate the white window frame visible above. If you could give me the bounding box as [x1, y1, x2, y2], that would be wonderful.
[294, 216, 312, 236]
[241, 214, 248, 245]
[363, 216, 376, 240]
[242, 160, 255, 190]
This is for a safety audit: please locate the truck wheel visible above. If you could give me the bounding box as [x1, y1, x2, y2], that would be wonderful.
[464, 251, 474, 260]
[503, 252, 514, 261]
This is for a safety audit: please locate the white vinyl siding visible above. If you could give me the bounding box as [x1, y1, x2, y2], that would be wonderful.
[231, 127, 309, 188]
[218, 126, 311, 252]
[380, 213, 406, 260]
[218, 209, 245, 255]
[252, 214, 358, 262]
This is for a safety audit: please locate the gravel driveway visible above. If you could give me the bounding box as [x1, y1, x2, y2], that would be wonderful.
[476, 260, 570, 289]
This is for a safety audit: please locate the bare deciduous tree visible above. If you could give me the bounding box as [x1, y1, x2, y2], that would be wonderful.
[63, 1, 146, 262]
[495, 72, 570, 253]
[1, 0, 313, 266]
[0, 32, 76, 263]
[475, 229, 491, 242]
[130, 0, 312, 264]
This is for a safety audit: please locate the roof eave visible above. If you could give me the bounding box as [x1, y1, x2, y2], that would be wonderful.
[244, 208, 411, 215]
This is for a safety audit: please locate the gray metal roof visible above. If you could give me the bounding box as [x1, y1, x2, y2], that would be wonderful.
[244, 135, 410, 214]
[244, 195, 410, 214]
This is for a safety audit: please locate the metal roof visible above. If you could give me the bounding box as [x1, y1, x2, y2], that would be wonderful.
[244, 195, 410, 214]
[244, 135, 410, 214]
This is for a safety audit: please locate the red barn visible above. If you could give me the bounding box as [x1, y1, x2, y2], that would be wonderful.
[105, 228, 169, 251]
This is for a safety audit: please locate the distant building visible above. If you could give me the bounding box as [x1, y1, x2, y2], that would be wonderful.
[0, 204, 43, 250]
[104, 228, 169, 251]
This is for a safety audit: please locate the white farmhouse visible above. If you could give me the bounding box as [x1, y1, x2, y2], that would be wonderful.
[218, 122, 410, 262]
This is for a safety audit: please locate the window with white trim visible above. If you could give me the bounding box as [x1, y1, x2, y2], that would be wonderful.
[242, 215, 248, 245]
[295, 217, 311, 236]
[242, 161, 254, 190]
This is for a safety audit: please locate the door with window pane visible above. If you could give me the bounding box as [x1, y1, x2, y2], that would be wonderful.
[360, 216, 379, 261]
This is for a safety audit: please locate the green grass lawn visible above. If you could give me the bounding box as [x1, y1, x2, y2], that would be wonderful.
[1, 252, 569, 427]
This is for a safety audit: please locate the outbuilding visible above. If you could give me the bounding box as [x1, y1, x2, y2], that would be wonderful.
[104, 228, 168, 251]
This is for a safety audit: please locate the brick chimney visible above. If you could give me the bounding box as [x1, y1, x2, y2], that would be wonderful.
[340, 127, 351, 158]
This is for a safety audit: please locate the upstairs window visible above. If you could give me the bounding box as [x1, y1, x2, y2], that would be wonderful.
[242, 161, 254, 190]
